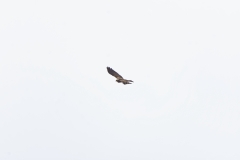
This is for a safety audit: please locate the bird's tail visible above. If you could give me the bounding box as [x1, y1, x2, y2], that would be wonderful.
[126, 80, 133, 84]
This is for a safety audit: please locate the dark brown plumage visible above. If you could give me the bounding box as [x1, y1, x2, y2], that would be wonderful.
[107, 67, 133, 85]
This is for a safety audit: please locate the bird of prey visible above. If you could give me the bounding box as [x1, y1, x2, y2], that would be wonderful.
[107, 67, 134, 85]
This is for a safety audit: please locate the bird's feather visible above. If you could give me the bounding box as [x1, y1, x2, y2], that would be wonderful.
[107, 67, 123, 79]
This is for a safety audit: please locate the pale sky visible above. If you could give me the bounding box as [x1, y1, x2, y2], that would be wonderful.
[0, 0, 240, 159]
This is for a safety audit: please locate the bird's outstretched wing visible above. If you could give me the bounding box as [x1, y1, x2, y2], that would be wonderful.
[107, 67, 123, 79]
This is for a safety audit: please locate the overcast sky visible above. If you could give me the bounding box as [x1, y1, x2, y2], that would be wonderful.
[0, 0, 240, 159]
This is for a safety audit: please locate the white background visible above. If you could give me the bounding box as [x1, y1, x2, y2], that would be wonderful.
[0, 0, 239, 159]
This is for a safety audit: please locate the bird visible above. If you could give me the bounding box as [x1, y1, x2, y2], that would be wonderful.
[107, 67, 134, 85]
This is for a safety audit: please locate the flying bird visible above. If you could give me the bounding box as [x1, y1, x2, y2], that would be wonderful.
[107, 67, 134, 85]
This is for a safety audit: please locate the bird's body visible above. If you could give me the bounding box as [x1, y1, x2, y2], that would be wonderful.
[107, 67, 133, 85]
